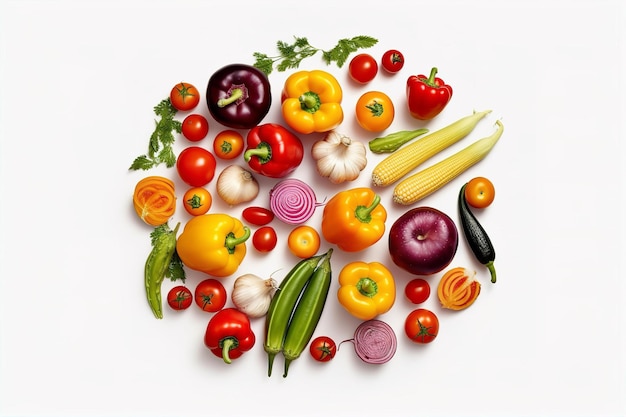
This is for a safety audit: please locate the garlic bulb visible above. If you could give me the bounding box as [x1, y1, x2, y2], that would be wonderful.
[311, 131, 367, 184]
[216, 165, 260, 205]
[231, 274, 277, 318]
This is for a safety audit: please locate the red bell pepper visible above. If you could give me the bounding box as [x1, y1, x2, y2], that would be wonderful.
[244, 123, 304, 178]
[406, 67, 453, 120]
[204, 308, 255, 364]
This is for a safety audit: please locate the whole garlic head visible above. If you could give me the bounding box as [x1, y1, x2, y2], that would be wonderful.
[311, 131, 367, 184]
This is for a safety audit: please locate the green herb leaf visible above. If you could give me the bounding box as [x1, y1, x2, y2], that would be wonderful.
[150, 224, 169, 246]
[129, 98, 180, 171]
[253, 35, 379, 75]
[166, 249, 186, 282]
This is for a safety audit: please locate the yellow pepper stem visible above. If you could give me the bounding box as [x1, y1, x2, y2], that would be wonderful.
[225, 226, 251, 254]
[357, 277, 379, 298]
[298, 91, 321, 113]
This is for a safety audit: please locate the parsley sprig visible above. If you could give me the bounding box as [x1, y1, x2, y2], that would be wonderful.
[253, 35, 379, 75]
[129, 98, 182, 170]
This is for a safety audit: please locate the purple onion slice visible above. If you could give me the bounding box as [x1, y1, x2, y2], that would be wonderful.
[352, 319, 397, 364]
[269, 179, 320, 224]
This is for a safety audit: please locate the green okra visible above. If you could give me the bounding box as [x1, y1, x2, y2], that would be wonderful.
[145, 222, 180, 319]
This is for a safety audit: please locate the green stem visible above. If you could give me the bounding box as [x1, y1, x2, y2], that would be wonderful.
[357, 277, 378, 298]
[225, 227, 251, 254]
[422, 67, 439, 87]
[220, 337, 237, 364]
[298, 91, 321, 113]
[217, 84, 248, 107]
[354, 194, 381, 223]
[243, 142, 271, 164]
[368, 128, 429, 153]
[486, 262, 497, 283]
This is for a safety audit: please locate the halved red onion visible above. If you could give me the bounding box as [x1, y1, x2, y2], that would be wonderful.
[269, 179, 320, 224]
[351, 320, 397, 364]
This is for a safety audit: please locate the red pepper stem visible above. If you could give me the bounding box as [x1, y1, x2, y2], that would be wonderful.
[243, 142, 272, 164]
[221, 337, 237, 364]
[224, 227, 251, 254]
[354, 194, 381, 224]
[423, 67, 439, 87]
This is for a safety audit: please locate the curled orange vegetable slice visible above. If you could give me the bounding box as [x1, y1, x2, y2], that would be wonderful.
[133, 176, 177, 226]
[437, 267, 481, 311]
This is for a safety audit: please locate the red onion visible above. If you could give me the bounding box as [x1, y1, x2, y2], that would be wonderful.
[269, 179, 320, 224]
[347, 320, 397, 364]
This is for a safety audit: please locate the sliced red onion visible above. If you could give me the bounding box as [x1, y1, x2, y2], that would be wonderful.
[269, 179, 320, 224]
[351, 320, 397, 364]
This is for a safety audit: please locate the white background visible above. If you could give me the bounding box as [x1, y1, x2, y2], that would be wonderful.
[1, 0, 625, 416]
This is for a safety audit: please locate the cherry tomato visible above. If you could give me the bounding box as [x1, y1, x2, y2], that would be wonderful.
[381, 49, 405, 73]
[405, 308, 439, 344]
[176, 146, 217, 187]
[355, 91, 395, 132]
[213, 129, 245, 160]
[348, 53, 378, 84]
[181, 114, 209, 142]
[167, 286, 193, 310]
[242, 206, 274, 226]
[309, 336, 337, 362]
[194, 279, 227, 313]
[287, 225, 321, 259]
[182, 187, 212, 216]
[252, 226, 278, 252]
[465, 177, 496, 209]
[170, 82, 200, 111]
[405, 278, 431, 304]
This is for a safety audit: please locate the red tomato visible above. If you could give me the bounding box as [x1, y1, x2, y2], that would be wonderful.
[242, 206, 274, 226]
[405, 278, 431, 304]
[167, 286, 193, 310]
[181, 114, 209, 142]
[252, 226, 277, 252]
[213, 130, 245, 160]
[309, 336, 337, 362]
[194, 279, 227, 313]
[381, 49, 405, 73]
[176, 146, 217, 187]
[405, 309, 439, 344]
[348, 53, 378, 84]
[170, 82, 200, 111]
[465, 177, 496, 209]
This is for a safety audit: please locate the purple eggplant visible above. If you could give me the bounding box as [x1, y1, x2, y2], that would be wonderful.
[206, 64, 272, 129]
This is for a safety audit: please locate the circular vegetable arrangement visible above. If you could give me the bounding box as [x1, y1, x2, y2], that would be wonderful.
[129, 36, 503, 377]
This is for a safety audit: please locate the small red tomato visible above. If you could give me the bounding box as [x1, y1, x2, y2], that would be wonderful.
[253, 226, 277, 252]
[405, 278, 431, 304]
[182, 114, 209, 142]
[194, 279, 227, 313]
[309, 336, 337, 362]
[381, 49, 405, 73]
[242, 206, 274, 226]
[348, 53, 378, 84]
[167, 286, 193, 310]
[405, 308, 439, 344]
[170, 82, 200, 111]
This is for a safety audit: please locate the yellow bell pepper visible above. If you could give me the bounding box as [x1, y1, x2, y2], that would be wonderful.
[281, 70, 343, 134]
[337, 261, 396, 320]
[176, 213, 250, 277]
[321, 187, 387, 252]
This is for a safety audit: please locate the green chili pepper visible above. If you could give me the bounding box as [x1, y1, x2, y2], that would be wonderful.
[368, 128, 429, 154]
[145, 222, 180, 319]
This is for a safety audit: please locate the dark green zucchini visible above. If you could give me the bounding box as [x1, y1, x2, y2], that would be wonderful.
[458, 184, 497, 283]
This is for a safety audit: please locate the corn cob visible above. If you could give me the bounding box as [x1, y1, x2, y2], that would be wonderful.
[371, 110, 491, 187]
[393, 120, 504, 205]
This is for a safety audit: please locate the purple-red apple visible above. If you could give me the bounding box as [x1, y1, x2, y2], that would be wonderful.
[388, 207, 458, 275]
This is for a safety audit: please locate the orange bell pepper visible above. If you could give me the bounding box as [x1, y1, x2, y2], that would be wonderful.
[337, 261, 396, 320]
[321, 187, 387, 252]
[281, 70, 343, 134]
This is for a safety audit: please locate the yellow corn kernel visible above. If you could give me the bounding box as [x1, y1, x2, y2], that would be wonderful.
[393, 120, 504, 205]
[371, 110, 491, 187]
